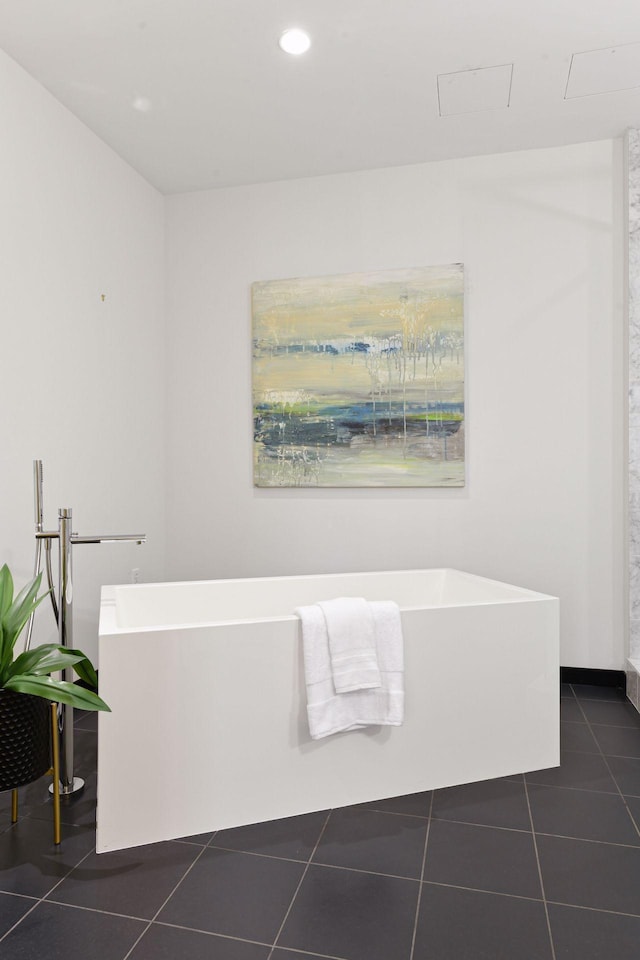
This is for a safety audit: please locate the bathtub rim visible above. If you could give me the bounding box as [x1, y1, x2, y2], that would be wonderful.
[99, 567, 558, 635]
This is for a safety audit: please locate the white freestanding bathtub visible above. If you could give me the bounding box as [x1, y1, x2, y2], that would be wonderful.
[96, 568, 559, 853]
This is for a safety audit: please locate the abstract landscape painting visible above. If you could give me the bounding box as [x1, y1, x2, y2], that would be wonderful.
[252, 264, 464, 487]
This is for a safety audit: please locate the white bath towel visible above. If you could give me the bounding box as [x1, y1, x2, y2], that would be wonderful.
[317, 597, 381, 693]
[296, 600, 404, 740]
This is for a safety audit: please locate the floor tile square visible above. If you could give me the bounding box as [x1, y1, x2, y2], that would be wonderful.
[423, 819, 542, 898]
[212, 810, 328, 862]
[28, 773, 97, 830]
[560, 721, 598, 753]
[71, 729, 98, 771]
[277, 863, 418, 960]
[579, 700, 640, 728]
[591, 724, 640, 759]
[0, 900, 145, 960]
[622, 795, 640, 833]
[527, 783, 640, 845]
[0, 819, 96, 898]
[548, 902, 640, 960]
[48, 840, 202, 919]
[129, 923, 270, 959]
[157, 846, 304, 942]
[9, 684, 640, 960]
[607, 756, 640, 796]
[537, 834, 640, 915]
[560, 699, 585, 722]
[356, 790, 432, 817]
[73, 711, 98, 732]
[571, 684, 626, 702]
[271, 952, 331, 959]
[560, 684, 575, 699]
[431, 778, 531, 831]
[0, 892, 35, 938]
[0, 776, 52, 822]
[414, 882, 552, 959]
[525, 750, 617, 793]
[312, 807, 427, 878]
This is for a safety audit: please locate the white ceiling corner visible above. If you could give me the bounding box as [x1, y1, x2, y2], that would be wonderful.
[0, 0, 640, 194]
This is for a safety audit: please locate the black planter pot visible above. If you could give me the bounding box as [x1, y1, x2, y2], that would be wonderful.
[0, 689, 51, 792]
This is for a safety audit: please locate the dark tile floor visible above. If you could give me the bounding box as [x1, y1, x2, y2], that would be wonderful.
[1, 684, 640, 959]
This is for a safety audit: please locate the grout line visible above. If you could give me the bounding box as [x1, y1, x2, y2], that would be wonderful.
[285, 857, 424, 884]
[207, 844, 317, 865]
[570, 694, 627, 703]
[408, 791, 434, 960]
[150, 919, 273, 948]
[41, 845, 96, 902]
[544, 898, 640, 920]
[171, 839, 212, 848]
[0, 898, 41, 945]
[266, 810, 332, 960]
[423, 813, 640, 850]
[525, 776, 618, 797]
[562, 715, 640, 733]
[205, 830, 219, 848]
[622, 800, 640, 839]
[347, 805, 431, 821]
[265, 946, 348, 959]
[120, 841, 210, 960]
[428, 816, 532, 835]
[570, 690, 640, 843]
[588, 721, 640, 732]
[38, 897, 152, 923]
[204, 839, 425, 883]
[156, 920, 350, 960]
[420, 878, 545, 904]
[523, 776, 557, 960]
[0, 842, 96, 946]
[0, 892, 39, 903]
[532, 831, 640, 850]
[569, 685, 640, 727]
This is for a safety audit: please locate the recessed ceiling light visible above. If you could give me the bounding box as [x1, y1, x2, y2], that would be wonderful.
[278, 28, 311, 56]
[131, 96, 152, 113]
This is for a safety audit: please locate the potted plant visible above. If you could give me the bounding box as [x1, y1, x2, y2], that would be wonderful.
[0, 563, 109, 792]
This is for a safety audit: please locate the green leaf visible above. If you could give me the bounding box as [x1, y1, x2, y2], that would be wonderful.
[4, 674, 111, 712]
[0, 565, 13, 675]
[0, 567, 105, 711]
[67, 648, 98, 689]
[0, 574, 50, 675]
[6, 645, 84, 681]
[3, 571, 42, 634]
[0, 564, 13, 619]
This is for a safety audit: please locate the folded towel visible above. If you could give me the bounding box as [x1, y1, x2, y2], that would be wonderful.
[296, 600, 404, 740]
[318, 597, 381, 693]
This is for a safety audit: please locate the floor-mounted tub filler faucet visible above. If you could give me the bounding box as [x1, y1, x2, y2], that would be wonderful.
[26, 460, 146, 796]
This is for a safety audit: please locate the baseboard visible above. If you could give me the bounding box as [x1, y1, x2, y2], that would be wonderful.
[560, 666, 626, 688]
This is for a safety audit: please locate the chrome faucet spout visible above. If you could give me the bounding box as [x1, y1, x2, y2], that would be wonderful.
[71, 534, 146, 545]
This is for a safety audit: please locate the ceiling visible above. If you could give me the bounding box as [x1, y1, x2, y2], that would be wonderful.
[1, 0, 640, 195]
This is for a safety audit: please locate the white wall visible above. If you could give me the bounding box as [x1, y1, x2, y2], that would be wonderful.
[0, 53, 622, 675]
[165, 140, 625, 670]
[0, 49, 166, 662]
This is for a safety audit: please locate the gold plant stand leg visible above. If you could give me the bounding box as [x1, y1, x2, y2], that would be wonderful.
[6, 704, 62, 844]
